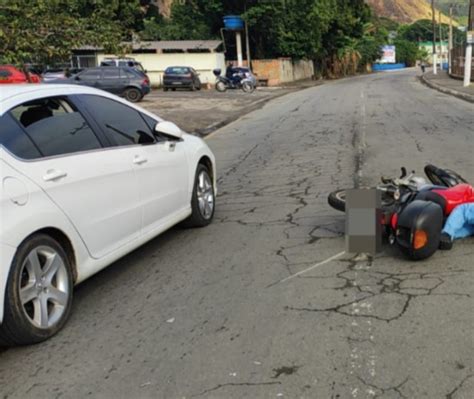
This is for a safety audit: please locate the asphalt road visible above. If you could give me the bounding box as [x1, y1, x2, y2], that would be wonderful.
[1, 69, 473, 399]
[140, 84, 310, 135]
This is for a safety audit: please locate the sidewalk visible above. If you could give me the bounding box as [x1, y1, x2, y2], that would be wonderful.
[421, 70, 474, 103]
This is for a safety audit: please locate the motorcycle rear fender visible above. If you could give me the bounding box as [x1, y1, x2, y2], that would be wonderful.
[395, 200, 443, 260]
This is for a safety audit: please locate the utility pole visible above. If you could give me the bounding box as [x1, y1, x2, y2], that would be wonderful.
[432, 0, 437, 74]
[449, 5, 453, 74]
[439, 10, 444, 69]
[465, 0, 474, 86]
[244, 2, 252, 71]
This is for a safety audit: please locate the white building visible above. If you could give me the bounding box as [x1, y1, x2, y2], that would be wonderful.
[73, 40, 226, 87]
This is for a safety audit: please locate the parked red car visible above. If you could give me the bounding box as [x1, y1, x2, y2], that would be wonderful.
[0, 65, 41, 84]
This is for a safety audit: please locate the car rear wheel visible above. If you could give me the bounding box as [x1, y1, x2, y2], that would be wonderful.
[124, 87, 142, 102]
[0, 234, 73, 346]
[183, 165, 215, 227]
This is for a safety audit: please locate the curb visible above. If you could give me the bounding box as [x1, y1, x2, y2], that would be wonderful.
[420, 75, 474, 104]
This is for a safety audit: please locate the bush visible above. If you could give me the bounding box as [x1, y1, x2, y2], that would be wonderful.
[394, 39, 420, 67]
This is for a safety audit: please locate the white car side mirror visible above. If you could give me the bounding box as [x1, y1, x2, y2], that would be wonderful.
[155, 121, 183, 140]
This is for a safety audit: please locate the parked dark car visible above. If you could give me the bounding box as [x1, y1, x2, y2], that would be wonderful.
[163, 66, 201, 91]
[65, 67, 151, 102]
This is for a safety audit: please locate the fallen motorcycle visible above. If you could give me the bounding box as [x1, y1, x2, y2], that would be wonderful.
[328, 165, 473, 260]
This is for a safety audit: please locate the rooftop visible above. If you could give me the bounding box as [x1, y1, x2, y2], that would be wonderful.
[76, 40, 223, 53]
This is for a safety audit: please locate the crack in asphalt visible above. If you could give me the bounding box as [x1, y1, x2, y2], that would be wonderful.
[191, 381, 281, 397]
[356, 375, 409, 398]
[285, 260, 471, 323]
[445, 374, 474, 399]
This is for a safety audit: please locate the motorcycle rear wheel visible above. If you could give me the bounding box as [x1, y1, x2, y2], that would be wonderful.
[424, 164, 468, 187]
[216, 81, 227, 92]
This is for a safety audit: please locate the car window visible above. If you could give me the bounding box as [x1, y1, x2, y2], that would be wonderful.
[0, 113, 42, 159]
[123, 69, 134, 79]
[79, 69, 101, 80]
[118, 61, 127, 67]
[0, 69, 12, 79]
[124, 68, 141, 79]
[79, 95, 156, 146]
[165, 67, 188, 75]
[10, 98, 102, 158]
[103, 68, 120, 79]
[135, 63, 146, 73]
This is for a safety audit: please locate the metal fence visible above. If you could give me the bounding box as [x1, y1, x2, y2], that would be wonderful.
[450, 46, 474, 81]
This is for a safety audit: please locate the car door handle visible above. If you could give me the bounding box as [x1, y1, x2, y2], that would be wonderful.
[133, 156, 148, 165]
[43, 169, 67, 182]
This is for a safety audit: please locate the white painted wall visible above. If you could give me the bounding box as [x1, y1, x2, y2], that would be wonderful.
[97, 52, 226, 87]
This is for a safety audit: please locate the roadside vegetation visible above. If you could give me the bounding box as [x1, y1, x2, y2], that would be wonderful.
[0, 0, 468, 76]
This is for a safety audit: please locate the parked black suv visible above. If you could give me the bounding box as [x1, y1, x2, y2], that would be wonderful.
[67, 67, 151, 102]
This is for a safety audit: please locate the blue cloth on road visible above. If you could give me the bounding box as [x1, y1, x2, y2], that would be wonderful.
[442, 203, 474, 239]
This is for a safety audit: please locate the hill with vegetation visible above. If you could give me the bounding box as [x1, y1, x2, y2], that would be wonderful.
[366, 0, 459, 24]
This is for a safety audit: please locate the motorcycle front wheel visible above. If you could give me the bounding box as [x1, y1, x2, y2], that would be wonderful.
[242, 81, 255, 93]
[216, 81, 227, 92]
[328, 189, 396, 213]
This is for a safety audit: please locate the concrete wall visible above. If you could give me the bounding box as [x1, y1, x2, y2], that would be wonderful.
[292, 60, 315, 82]
[243, 58, 314, 86]
[98, 53, 226, 87]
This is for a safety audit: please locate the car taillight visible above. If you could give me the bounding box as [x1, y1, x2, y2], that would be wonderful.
[143, 78, 150, 85]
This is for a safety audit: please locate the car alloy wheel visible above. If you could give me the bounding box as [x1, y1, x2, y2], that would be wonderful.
[196, 170, 214, 220]
[0, 235, 73, 346]
[19, 246, 70, 329]
[182, 165, 215, 228]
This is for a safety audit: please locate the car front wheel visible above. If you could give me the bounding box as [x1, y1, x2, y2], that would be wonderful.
[184, 164, 215, 227]
[0, 234, 73, 346]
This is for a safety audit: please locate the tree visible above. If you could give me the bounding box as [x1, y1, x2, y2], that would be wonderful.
[398, 19, 465, 45]
[393, 39, 419, 67]
[0, 0, 141, 66]
[140, 0, 214, 41]
[138, 0, 385, 76]
[356, 22, 387, 69]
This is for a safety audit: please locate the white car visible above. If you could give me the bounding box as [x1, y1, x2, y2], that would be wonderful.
[0, 84, 216, 345]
